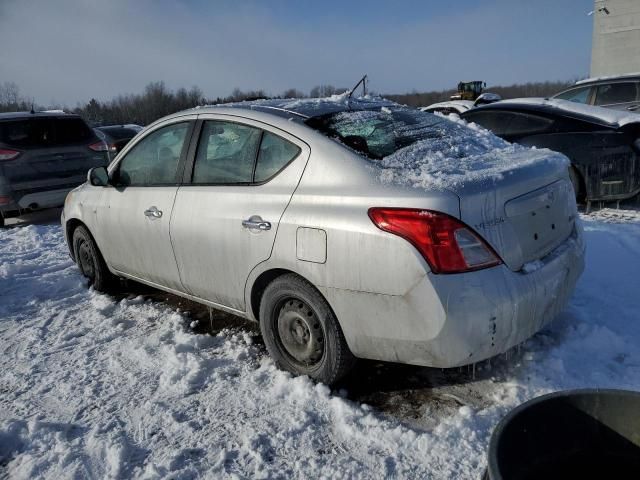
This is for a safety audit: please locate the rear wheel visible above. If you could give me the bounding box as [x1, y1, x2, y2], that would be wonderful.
[72, 225, 114, 292]
[259, 274, 355, 385]
[569, 166, 584, 202]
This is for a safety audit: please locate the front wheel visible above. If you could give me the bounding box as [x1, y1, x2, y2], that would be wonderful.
[259, 274, 355, 385]
[72, 225, 114, 292]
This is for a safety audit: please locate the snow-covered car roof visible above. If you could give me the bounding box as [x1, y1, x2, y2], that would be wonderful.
[420, 100, 474, 114]
[574, 72, 640, 86]
[0, 110, 80, 120]
[193, 94, 398, 120]
[476, 97, 640, 128]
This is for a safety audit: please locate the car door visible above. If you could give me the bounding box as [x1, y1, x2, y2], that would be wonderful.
[170, 116, 310, 311]
[96, 117, 195, 291]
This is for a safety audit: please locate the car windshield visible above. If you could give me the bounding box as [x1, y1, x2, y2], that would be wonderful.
[306, 108, 451, 159]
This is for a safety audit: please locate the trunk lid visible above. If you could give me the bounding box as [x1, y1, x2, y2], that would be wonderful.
[450, 149, 576, 271]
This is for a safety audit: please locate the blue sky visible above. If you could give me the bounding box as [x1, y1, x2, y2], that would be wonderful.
[0, 0, 595, 105]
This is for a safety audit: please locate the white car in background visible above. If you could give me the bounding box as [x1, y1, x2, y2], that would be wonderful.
[421, 93, 503, 115]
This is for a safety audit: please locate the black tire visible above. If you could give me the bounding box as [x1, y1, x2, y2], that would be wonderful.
[0, 214, 4, 228]
[259, 274, 356, 385]
[72, 225, 114, 292]
[569, 166, 583, 202]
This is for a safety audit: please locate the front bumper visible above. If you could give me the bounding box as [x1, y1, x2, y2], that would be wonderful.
[326, 224, 586, 367]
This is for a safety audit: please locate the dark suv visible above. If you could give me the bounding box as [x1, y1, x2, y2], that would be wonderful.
[553, 74, 640, 112]
[0, 111, 109, 226]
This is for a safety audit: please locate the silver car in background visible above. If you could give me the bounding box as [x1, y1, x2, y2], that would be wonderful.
[62, 97, 585, 385]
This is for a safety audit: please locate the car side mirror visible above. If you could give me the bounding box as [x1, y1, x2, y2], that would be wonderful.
[88, 166, 109, 186]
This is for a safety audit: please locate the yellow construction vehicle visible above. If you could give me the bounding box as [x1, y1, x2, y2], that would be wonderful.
[450, 81, 486, 101]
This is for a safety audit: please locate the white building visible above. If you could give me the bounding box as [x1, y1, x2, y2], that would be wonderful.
[591, 0, 640, 76]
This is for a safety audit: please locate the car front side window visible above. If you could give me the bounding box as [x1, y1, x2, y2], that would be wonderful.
[115, 122, 189, 186]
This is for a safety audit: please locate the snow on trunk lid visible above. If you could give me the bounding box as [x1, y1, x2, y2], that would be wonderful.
[376, 117, 576, 271]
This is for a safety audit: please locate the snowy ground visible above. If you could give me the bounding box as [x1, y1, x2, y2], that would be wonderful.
[1, 208, 640, 479]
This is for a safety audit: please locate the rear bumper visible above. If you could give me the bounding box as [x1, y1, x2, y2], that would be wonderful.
[326, 224, 585, 367]
[0, 177, 84, 217]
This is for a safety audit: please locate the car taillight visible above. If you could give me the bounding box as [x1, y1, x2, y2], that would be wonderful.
[0, 149, 21, 161]
[89, 141, 109, 152]
[368, 207, 502, 274]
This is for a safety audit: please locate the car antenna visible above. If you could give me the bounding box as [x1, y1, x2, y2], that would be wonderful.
[347, 74, 367, 108]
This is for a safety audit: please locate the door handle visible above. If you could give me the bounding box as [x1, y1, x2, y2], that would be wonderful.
[144, 206, 163, 219]
[242, 216, 271, 231]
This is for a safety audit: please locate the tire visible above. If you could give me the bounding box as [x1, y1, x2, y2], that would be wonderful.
[569, 166, 583, 202]
[0, 214, 4, 228]
[72, 225, 114, 292]
[259, 274, 356, 385]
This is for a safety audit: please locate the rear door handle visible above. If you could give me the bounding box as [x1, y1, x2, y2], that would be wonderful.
[144, 206, 163, 219]
[242, 216, 271, 231]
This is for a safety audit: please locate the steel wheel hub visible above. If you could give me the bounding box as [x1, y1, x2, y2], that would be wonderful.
[277, 299, 324, 365]
[78, 241, 95, 279]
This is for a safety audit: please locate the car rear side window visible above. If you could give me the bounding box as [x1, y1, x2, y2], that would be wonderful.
[115, 122, 189, 186]
[0, 117, 93, 147]
[254, 132, 301, 183]
[192, 121, 262, 184]
[463, 111, 512, 136]
[504, 112, 554, 136]
[594, 82, 638, 105]
[554, 86, 592, 104]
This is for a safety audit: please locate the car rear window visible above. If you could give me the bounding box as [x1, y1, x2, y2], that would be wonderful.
[0, 117, 94, 147]
[305, 108, 444, 159]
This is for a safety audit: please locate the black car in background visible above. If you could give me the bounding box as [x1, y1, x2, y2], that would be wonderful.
[460, 98, 640, 204]
[0, 111, 109, 226]
[95, 124, 142, 155]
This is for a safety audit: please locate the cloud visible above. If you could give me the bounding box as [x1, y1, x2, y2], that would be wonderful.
[0, 0, 592, 105]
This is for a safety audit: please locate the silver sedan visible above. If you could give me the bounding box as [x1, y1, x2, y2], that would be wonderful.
[62, 97, 585, 385]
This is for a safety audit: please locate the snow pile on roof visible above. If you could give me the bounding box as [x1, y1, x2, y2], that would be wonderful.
[220, 94, 398, 118]
[497, 97, 640, 127]
[1, 212, 640, 478]
[377, 112, 567, 190]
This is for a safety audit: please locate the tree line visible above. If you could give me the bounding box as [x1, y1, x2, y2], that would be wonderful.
[1, 79, 577, 126]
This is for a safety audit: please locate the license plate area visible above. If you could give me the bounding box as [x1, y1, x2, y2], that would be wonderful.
[505, 180, 574, 266]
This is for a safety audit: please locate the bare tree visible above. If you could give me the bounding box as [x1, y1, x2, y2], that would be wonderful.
[0, 81, 32, 112]
[281, 88, 306, 99]
[309, 85, 348, 98]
